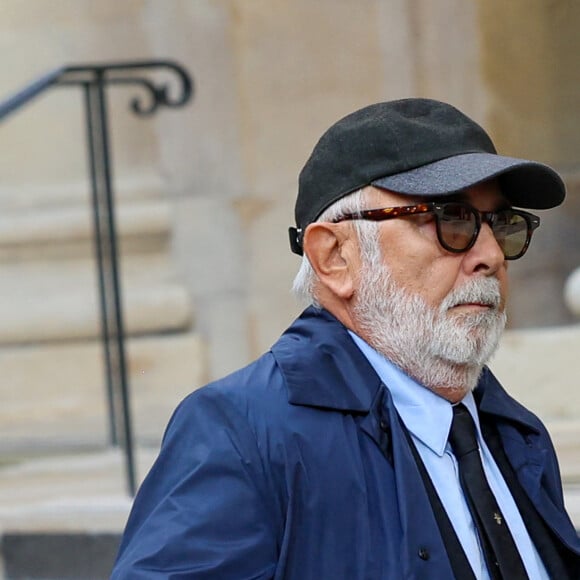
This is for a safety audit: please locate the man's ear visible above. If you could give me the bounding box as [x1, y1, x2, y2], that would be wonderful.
[303, 222, 357, 300]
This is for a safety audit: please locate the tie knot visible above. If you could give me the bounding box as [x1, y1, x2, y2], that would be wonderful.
[448, 403, 479, 459]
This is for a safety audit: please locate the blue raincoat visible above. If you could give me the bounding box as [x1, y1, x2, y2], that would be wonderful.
[112, 307, 580, 579]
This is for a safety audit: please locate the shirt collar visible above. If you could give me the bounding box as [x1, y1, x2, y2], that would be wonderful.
[349, 331, 482, 456]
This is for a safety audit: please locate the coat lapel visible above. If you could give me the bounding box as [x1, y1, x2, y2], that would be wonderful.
[274, 307, 382, 412]
[477, 368, 580, 554]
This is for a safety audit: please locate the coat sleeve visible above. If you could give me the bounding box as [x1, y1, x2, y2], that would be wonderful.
[110, 386, 280, 579]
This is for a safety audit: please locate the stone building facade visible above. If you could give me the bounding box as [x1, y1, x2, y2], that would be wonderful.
[0, 1, 578, 459]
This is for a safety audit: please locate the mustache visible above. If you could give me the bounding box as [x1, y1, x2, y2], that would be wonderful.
[441, 277, 502, 311]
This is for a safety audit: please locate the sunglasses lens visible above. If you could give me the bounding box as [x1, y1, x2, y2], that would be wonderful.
[438, 203, 477, 251]
[492, 212, 529, 258]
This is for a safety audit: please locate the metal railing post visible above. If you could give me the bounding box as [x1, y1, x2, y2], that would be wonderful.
[93, 73, 136, 495]
[84, 82, 119, 447]
[0, 60, 194, 496]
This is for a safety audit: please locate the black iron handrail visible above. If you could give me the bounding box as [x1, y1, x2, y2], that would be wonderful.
[0, 61, 192, 119]
[0, 60, 194, 495]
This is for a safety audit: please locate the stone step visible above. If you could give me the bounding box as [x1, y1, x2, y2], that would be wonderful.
[490, 323, 580, 422]
[0, 333, 206, 448]
[0, 254, 192, 344]
[0, 198, 171, 261]
[0, 449, 154, 580]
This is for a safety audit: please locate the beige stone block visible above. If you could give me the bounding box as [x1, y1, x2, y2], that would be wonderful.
[409, 0, 486, 117]
[0, 255, 192, 344]
[490, 324, 580, 421]
[478, 0, 580, 165]
[0, 332, 206, 448]
[0, 172, 167, 213]
[490, 325, 580, 485]
[144, 0, 244, 198]
[0, 449, 155, 533]
[199, 293, 253, 381]
[246, 195, 302, 357]
[231, 0, 386, 198]
[169, 194, 252, 378]
[0, 1, 158, 188]
[0, 198, 171, 261]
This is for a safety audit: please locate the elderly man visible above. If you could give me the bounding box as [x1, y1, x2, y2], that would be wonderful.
[112, 99, 580, 579]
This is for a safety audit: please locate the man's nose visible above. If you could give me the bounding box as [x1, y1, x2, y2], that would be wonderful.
[464, 222, 506, 275]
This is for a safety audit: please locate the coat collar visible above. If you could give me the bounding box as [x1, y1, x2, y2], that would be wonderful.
[271, 307, 382, 412]
[475, 367, 543, 434]
[273, 307, 545, 430]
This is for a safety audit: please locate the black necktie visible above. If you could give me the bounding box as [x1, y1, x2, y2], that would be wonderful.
[448, 404, 529, 580]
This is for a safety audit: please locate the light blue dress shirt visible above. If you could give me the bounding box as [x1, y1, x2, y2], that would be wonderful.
[349, 331, 549, 579]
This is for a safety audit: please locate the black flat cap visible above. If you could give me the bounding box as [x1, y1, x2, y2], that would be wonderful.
[289, 98, 565, 255]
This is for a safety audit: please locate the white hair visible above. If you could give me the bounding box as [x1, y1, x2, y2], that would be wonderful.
[291, 188, 380, 306]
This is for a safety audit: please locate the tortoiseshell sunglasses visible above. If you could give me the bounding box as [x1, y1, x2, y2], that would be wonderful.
[332, 201, 540, 260]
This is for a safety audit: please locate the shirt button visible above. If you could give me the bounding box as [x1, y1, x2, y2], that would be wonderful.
[379, 419, 389, 432]
[418, 547, 430, 561]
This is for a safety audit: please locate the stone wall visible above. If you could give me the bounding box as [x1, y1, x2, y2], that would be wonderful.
[478, 0, 580, 327]
[0, 0, 578, 443]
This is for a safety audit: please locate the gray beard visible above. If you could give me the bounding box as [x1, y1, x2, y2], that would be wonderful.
[353, 262, 506, 394]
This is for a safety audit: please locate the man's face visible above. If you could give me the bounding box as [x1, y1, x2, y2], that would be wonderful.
[353, 181, 509, 313]
[348, 181, 509, 396]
